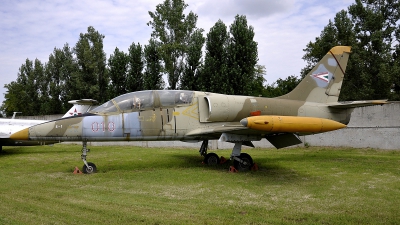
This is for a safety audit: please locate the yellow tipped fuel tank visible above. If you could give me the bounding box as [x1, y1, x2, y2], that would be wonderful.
[240, 116, 346, 133]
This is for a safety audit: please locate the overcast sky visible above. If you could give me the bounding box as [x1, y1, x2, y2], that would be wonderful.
[0, 0, 354, 107]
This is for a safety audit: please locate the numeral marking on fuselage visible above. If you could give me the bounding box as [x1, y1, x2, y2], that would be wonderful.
[91, 122, 116, 132]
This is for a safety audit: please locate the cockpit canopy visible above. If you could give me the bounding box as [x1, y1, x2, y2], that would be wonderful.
[90, 90, 194, 114]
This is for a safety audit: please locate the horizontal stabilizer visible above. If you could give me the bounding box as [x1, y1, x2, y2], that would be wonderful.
[68, 99, 98, 105]
[265, 133, 302, 149]
[327, 100, 388, 109]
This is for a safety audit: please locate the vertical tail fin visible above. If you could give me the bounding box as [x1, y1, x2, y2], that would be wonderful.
[277, 46, 351, 103]
[62, 99, 98, 118]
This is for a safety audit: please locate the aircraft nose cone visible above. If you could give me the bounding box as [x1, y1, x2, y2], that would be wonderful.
[10, 128, 29, 140]
[240, 118, 248, 127]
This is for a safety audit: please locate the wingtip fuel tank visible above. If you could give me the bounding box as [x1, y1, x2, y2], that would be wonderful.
[240, 116, 347, 134]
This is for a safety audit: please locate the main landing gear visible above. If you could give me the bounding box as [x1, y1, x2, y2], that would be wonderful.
[81, 141, 97, 174]
[200, 140, 220, 165]
[199, 140, 254, 171]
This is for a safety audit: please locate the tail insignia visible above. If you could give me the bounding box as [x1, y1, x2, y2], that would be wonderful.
[69, 108, 82, 117]
[311, 72, 329, 83]
[310, 64, 332, 88]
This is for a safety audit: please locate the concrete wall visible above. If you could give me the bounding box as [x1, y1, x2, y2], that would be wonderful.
[58, 103, 400, 150]
[302, 102, 400, 149]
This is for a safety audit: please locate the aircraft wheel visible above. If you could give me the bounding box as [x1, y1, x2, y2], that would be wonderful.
[204, 153, 220, 166]
[83, 162, 97, 174]
[233, 153, 253, 171]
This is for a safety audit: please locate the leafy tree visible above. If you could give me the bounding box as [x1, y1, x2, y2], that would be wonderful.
[392, 45, 400, 99]
[126, 42, 144, 92]
[199, 20, 230, 93]
[148, 0, 199, 89]
[143, 39, 164, 90]
[301, 10, 356, 78]
[227, 15, 258, 96]
[45, 48, 64, 114]
[345, 0, 399, 100]
[34, 58, 50, 114]
[60, 43, 79, 106]
[108, 47, 129, 98]
[24, 59, 41, 115]
[2, 27, 110, 115]
[1, 59, 43, 116]
[302, 1, 400, 101]
[301, 10, 357, 100]
[73, 26, 108, 103]
[1, 81, 25, 117]
[264, 75, 300, 97]
[180, 29, 205, 90]
[251, 64, 267, 97]
[44, 45, 77, 115]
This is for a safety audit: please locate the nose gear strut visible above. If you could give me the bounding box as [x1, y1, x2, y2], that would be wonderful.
[81, 141, 97, 174]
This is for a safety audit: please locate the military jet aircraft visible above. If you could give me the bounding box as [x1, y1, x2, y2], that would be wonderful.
[0, 99, 97, 150]
[10, 46, 387, 173]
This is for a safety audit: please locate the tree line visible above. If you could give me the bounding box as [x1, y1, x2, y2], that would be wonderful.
[2, 0, 400, 117]
[1, 0, 262, 117]
[301, 0, 400, 101]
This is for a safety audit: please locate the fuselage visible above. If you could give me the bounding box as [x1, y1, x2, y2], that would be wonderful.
[17, 90, 352, 143]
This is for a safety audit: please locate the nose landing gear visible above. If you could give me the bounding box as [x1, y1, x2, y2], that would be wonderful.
[81, 141, 97, 174]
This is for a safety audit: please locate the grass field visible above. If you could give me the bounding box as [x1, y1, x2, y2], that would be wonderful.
[0, 144, 400, 225]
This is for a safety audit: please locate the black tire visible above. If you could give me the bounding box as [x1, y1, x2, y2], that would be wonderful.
[83, 162, 97, 174]
[204, 153, 220, 166]
[233, 153, 253, 171]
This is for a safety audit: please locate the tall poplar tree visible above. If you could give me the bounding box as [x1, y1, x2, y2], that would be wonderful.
[200, 20, 230, 93]
[180, 29, 205, 90]
[148, 0, 199, 89]
[60, 43, 79, 107]
[127, 42, 144, 92]
[74, 26, 108, 103]
[227, 15, 258, 95]
[108, 47, 129, 98]
[44, 45, 76, 115]
[143, 39, 164, 90]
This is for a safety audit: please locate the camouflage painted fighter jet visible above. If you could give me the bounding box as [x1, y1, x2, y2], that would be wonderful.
[9, 46, 387, 173]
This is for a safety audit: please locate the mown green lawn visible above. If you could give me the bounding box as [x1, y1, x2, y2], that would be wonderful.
[0, 144, 399, 224]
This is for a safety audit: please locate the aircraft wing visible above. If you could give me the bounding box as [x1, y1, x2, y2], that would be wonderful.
[185, 124, 304, 149]
[327, 100, 388, 108]
[188, 115, 348, 149]
[185, 125, 248, 136]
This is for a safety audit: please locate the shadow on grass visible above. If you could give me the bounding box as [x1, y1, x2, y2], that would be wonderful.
[105, 153, 310, 182]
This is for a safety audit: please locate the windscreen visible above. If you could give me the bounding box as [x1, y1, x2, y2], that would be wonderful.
[90, 90, 194, 113]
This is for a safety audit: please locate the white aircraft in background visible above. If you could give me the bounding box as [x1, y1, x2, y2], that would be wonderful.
[0, 99, 97, 150]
